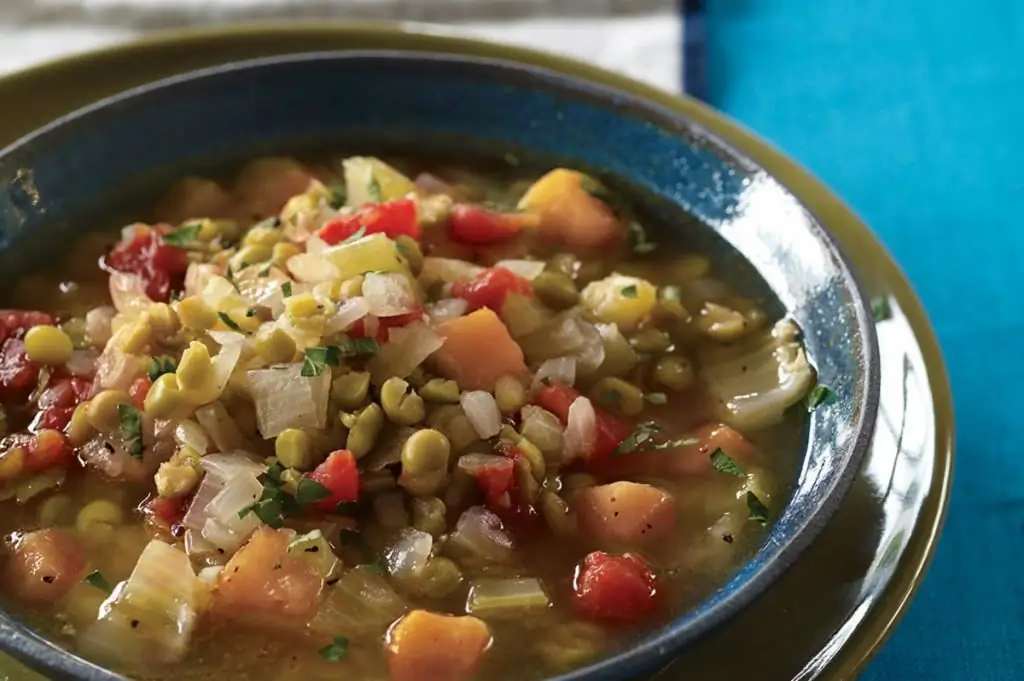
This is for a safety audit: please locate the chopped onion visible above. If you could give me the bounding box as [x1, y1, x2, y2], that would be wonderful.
[184, 263, 219, 298]
[95, 342, 143, 391]
[519, 405, 565, 460]
[368, 321, 443, 384]
[306, 234, 329, 254]
[519, 310, 604, 372]
[194, 402, 244, 452]
[201, 275, 245, 312]
[449, 506, 515, 564]
[65, 349, 98, 378]
[197, 566, 224, 585]
[78, 435, 148, 482]
[182, 476, 225, 533]
[383, 528, 433, 582]
[173, 419, 211, 455]
[184, 529, 221, 561]
[309, 568, 408, 637]
[532, 357, 576, 390]
[77, 541, 202, 670]
[363, 272, 417, 317]
[198, 452, 266, 480]
[247, 363, 331, 438]
[420, 257, 483, 286]
[563, 396, 597, 462]
[85, 306, 116, 347]
[575, 320, 606, 374]
[324, 297, 370, 335]
[466, 577, 550, 616]
[460, 391, 502, 439]
[287, 252, 340, 284]
[426, 298, 468, 324]
[494, 259, 546, 280]
[201, 472, 263, 551]
[201, 333, 243, 403]
[109, 272, 153, 315]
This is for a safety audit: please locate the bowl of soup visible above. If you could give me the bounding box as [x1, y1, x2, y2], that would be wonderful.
[0, 51, 878, 681]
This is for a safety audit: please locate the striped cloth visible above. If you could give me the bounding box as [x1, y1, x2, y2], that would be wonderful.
[0, 0, 705, 97]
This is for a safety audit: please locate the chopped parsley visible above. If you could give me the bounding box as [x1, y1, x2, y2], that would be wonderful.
[644, 392, 668, 405]
[116, 403, 144, 459]
[709, 448, 746, 477]
[366, 175, 383, 203]
[805, 384, 836, 412]
[870, 295, 891, 322]
[281, 281, 293, 298]
[217, 311, 245, 334]
[746, 491, 769, 524]
[336, 335, 381, 358]
[327, 184, 348, 210]
[146, 355, 176, 381]
[318, 636, 350, 662]
[295, 478, 331, 506]
[612, 421, 698, 458]
[301, 346, 343, 377]
[83, 570, 110, 592]
[245, 308, 258, 318]
[160, 222, 201, 247]
[621, 284, 639, 298]
[627, 220, 658, 254]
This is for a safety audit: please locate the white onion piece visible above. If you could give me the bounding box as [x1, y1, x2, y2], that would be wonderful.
[77, 541, 202, 670]
[383, 528, 433, 582]
[201, 473, 263, 551]
[182, 476, 225, 532]
[575, 320, 606, 374]
[205, 335, 244, 403]
[77, 435, 148, 482]
[65, 349, 98, 378]
[324, 297, 370, 335]
[247, 364, 331, 437]
[450, 506, 515, 563]
[363, 272, 417, 317]
[173, 419, 211, 455]
[368, 321, 443, 385]
[197, 566, 224, 585]
[287, 253, 341, 284]
[494, 259, 546, 280]
[109, 272, 153, 315]
[199, 452, 266, 480]
[184, 263, 219, 298]
[94, 343, 143, 391]
[426, 298, 468, 324]
[194, 402, 244, 453]
[184, 529, 221, 561]
[85, 306, 116, 347]
[201, 275, 244, 312]
[420, 257, 484, 286]
[532, 357, 576, 390]
[309, 568, 408, 637]
[460, 391, 503, 439]
[306, 234, 329, 254]
[564, 396, 597, 462]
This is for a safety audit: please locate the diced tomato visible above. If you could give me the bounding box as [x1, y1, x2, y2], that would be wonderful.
[0, 310, 55, 344]
[32, 377, 92, 434]
[104, 225, 190, 302]
[464, 455, 515, 508]
[447, 204, 531, 245]
[0, 339, 41, 399]
[129, 376, 153, 409]
[144, 495, 187, 527]
[31, 407, 75, 433]
[451, 267, 532, 314]
[532, 383, 633, 466]
[25, 429, 74, 473]
[306, 450, 360, 513]
[349, 308, 424, 342]
[462, 443, 542, 531]
[573, 551, 660, 625]
[318, 199, 420, 244]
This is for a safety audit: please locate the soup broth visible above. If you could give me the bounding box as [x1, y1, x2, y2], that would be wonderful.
[0, 155, 815, 681]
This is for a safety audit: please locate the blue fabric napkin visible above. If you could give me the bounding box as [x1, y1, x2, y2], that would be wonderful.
[704, 1, 1024, 679]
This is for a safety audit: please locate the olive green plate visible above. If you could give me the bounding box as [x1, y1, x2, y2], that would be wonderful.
[0, 23, 953, 681]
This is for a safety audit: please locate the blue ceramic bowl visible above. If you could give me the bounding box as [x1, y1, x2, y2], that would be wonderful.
[0, 52, 879, 681]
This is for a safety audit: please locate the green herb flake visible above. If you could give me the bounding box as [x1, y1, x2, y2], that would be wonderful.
[318, 636, 350, 662]
[83, 570, 110, 592]
[746, 491, 769, 524]
[644, 392, 668, 405]
[216, 312, 245, 334]
[366, 175, 383, 203]
[336, 336, 381, 358]
[327, 184, 348, 210]
[709, 448, 746, 477]
[805, 384, 836, 412]
[245, 308, 258, 318]
[612, 421, 698, 458]
[621, 284, 639, 299]
[627, 220, 657, 255]
[870, 296, 891, 322]
[146, 355, 176, 382]
[281, 281, 293, 298]
[238, 464, 299, 528]
[301, 346, 344, 377]
[160, 222, 201, 247]
[295, 478, 332, 506]
[116, 403, 144, 459]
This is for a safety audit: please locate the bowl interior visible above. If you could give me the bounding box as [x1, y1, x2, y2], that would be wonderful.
[0, 52, 879, 681]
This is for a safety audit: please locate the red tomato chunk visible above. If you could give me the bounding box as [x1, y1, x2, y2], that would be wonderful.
[306, 450, 360, 512]
[451, 267, 532, 313]
[573, 551, 660, 625]
[104, 225, 190, 302]
[447, 204, 530, 245]
[0, 310, 55, 344]
[0, 339, 41, 399]
[532, 382, 633, 466]
[318, 199, 420, 244]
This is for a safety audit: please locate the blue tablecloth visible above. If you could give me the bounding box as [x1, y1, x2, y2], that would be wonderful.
[705, 1, 1024, 679]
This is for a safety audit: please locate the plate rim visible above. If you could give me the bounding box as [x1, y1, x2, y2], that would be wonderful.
[0, 21, 954, 681]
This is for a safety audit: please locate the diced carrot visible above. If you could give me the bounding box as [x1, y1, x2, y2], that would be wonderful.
[214, 527, 323, 620]
[517, 169, 620, 249]
[432, 309, 526, 390]
[575, 482, 677, 546]
[386, 610, 492, 681]
[3, 529, 86, 606]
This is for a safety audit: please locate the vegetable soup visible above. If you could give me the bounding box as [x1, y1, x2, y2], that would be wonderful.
[0, 155, 822, 681]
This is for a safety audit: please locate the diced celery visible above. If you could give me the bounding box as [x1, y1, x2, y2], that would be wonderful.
[466, 577, 550, 616]
[322, 233, 409, 282]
